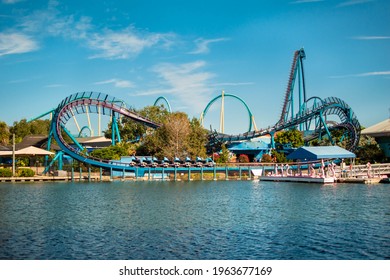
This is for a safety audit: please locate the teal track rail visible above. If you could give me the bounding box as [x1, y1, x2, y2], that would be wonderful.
[51, 92, 160, 172]
[211, 96, 361, 151]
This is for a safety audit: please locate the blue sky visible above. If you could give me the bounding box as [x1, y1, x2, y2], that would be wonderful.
[0, 0, 389, 135]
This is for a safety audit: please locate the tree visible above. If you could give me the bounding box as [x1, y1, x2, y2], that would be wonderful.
[90, 142, 136, 160]
[136, 128, 166, 157]
[162, 112, 191, 158]
[136, 112, 208, 159]
[275, 129, 304, 148]
[217, 144, 229, 164]
[9, 119, 51, 143]
[271, 150, 288, 163]
[0, 121, 10, 145]
[104, 105, 169, 142]
[187, 117, 208, 158]
[356, 143, 385, 164]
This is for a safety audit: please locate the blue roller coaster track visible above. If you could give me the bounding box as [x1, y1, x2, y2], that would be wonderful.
[45, 49, 360, 173]
[208, 48, 361, 152]
[49, 92, 160, 172]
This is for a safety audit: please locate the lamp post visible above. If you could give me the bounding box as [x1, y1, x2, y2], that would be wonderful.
[12, 134, 15, 177]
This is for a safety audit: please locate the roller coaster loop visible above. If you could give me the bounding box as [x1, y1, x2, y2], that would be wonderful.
[210, 96, 361, 152]
[153, 96, 172, 113]
[207, 49, 361, 152]
[49, 92, 160, 172]
[200, 92, 257, 132]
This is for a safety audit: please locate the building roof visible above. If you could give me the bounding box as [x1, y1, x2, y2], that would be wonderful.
[228, 139, 270, 151]
[3, 135, 60, 151]
[15, 135, 48, 150]
[361, 119, 390, 137]
[0, 145, 10, 151]
[287, 146, 355, 161]
[0, 146, 55, 156]
[75, 136, 112, 144]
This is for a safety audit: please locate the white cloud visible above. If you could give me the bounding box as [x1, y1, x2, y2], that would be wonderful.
[290, 0, 324, 4]
[94, 78, 134, 88]
[0, 33, 38, 56]
[337, 0, 373, 7]
[189, 37, 229, 55]
[330, 71, 390, 78]
[88, 28, 174, 59]
[2, 0, 24, 4]
[136, 61, 215, 113]
[352, 36, 390, 40]
[44, 84, 66, 88]
[7, 1, 175, 59]
[356, 71, 390, 77]
[213, 82, 254, 87]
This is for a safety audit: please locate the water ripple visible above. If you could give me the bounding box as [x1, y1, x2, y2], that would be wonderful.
[0, 181, 389, 259]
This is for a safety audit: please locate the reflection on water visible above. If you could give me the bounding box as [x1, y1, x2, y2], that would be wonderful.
[0, 181, 389, 259]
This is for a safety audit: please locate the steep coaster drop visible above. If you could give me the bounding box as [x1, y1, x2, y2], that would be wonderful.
[206, 49, 361, 152]
[47, 49, 361, 172]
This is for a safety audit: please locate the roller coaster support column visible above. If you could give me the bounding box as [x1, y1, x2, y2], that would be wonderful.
[270, 131, 276, 149]
[111, 114, 121, 146]
[85, 105, 93, 137]
[318, 111, 334, 145]
[98, 106, 101, 136]
[220, 90, 225, 133]
[58, 152, 63, 170]
[43, 151, 64, 174]
[62, 125, 85, 152]
[70, 108, 81, 134]
[45, 128, 54, 168]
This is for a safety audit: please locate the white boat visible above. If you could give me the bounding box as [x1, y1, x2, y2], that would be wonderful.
[259, 175, 335, 184]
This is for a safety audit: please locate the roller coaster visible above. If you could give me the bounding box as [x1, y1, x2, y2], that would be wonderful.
[39, 49, 360, 172]
[206, 48, 361, 152]
[45, 92, 160, 172]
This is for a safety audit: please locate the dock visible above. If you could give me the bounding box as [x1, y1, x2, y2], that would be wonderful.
[259, 175, 335, 184]
[0, 175, 108, 183]
[1, 162, 389, 184]
[336, 177, 384, 184]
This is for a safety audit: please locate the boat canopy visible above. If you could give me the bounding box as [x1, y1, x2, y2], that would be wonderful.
[287, 146, 355, 161]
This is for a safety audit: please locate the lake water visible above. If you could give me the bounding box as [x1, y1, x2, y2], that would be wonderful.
[0, 180, 389, 260]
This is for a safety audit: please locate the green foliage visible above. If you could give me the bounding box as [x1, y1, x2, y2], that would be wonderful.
[261, 153, 273, 163]
[0, 121, 10, 145]
[0, 168, 12, 177]
[90, 142, 136, 160]
[356, 143, 385, 164]
[136, 112, 207, 159]
[16, 157, 29, 167]
[275, 129, 304, 148]
[187, 118, 208, 158]
[238, 154, 249, 163]
[9, 119, 51, 143]
[104, 105, 169, 142]
[17, 168, 35, 177]
[216, 144, 229, 164]
[136, 128, 166, 157]
[271, 150, 288, 163]
[161, 112, 191, 158]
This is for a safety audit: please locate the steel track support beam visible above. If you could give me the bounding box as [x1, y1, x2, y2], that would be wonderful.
[62, 125, 85, 152]
[319, 112, 334, 145]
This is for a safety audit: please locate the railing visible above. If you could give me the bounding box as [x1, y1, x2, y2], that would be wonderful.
[339, 163, 390, 178]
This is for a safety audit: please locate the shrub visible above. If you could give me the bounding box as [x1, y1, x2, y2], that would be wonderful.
[261, 154, 273, 163]
[0, 168, 13, 177]
[271, 150, 288, 163]
[238, 154, 250, 163]
[17, 168, 35, 177]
